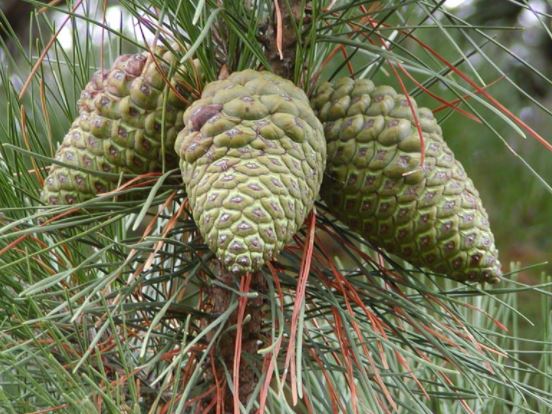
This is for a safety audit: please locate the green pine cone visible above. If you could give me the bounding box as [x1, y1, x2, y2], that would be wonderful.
[311, 78, 501, 283]
[175, 70, 326, 274]
[41, 48, 192, 206]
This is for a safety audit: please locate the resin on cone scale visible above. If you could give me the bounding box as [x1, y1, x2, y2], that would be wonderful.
[311, 77, 501, 283]
[175, 70, 326, 274]
[41, 47, 193, 206]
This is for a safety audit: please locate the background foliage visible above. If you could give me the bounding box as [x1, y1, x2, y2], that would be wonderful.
[0, 1, 550, 413]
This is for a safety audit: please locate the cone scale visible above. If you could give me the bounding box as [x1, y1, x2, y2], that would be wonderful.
[175, 70, 326, 274]
[311, 78, 501, 283]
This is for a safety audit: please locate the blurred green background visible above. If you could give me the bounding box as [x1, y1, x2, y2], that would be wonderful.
[370, 0, 552, 283]
[439, 0, 552, 349]
[440, 0, 551, 280]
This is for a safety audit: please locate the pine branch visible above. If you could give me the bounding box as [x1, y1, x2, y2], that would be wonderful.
[262, 1, 308, 79]
[201, 266, 266, 412]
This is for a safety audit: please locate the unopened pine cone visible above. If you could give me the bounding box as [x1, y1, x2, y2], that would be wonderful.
[41, 47, 193, 205]
[311, 78, 501, 283]
[175, 70, 326, 274]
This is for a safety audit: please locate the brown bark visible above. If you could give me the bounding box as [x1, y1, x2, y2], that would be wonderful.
[207, 266, 266, 413]
[263, 2, 308, 79]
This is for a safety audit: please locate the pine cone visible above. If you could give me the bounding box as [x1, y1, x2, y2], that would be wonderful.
[175, 70, 326, 274]
[311, 78, 501, 283]
[41, 48, 193, 205]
